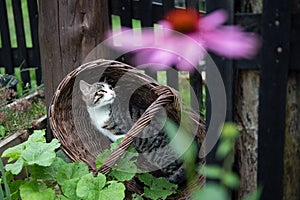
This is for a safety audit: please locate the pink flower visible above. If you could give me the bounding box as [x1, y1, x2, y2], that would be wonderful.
[107, 9, 260, 71]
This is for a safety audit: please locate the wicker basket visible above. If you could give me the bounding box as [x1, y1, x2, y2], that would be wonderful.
[49, 59, 206, 198]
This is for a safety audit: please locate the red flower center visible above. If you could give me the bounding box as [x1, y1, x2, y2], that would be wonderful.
[165, 9, 200, 33]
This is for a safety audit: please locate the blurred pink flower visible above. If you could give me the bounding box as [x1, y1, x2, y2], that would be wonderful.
[107, 9, 260, 71]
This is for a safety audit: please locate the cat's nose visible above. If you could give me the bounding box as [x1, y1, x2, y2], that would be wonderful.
[111, 91, 115, 97]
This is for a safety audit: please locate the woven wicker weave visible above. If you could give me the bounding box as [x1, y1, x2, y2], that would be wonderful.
[49, 59, 206, 198]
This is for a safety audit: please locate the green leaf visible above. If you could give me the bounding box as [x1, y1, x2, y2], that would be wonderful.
[221, 123, 239, 139]
[76, 173, 106, 200]
[5, 158, 24, 175]
[0, 125, 6, 138]
[22, 139, 60, 166]
[30, 157, 67, 180]
[20, 180, 55, 200]
[164, 118, 198, 181]
[110, 139, 137, 153]
[132, 193, 144, 200]
[192, 183, 230, 200]
[109, 138, 123, 149]
[109, 151, 138, 181]
[56, 161, 89, 185]
[109, 169, 136, 182]
[1, 143, 26, 162]
[55, 195, 71, 200]
[61, 179, 80, 200]
[216, 139, 234, 160]
[96, 149, 112, 169]
[2, 130, 60, 175]
[164, 119, 197, 159]
[56, 150, 71, 163]
[99, 181, 126, 200]
[58, 161, 89, 199]
[199, 165, 223, 179]
[221, 172, 240, 189]
[138, 173, 153, 185]
[26, 130, 47, 143]
[7, 179, 25, 200]
[138, 173, 178, 200]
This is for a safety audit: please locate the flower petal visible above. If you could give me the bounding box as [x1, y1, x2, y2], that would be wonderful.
[199, 9, 228, 31]
[203, 26, 261, 59]
[176, 39, 205, 71]
[158, 20, 173, 29]
[105, 28, 156, 51]
[133, 49, 177, 70]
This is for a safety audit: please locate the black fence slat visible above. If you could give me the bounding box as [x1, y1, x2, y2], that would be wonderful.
[0, 0, 14, 74]
[139, 1, 157, 79]
[27, 0, 41, 85]
[186, 0, 199, 9]
[166, 69, 179, 90]
[257, 0, 292, 199]
[161, 0, 178, 88]
[162, 0, 174, 14]
[109, 1, 121, 16]
[119, 0, 132, 27]
[12, 0, 30, 86]
[190, 69, 203, 114]
[205, 0, 235, 167]
[290, 12, 300, 71]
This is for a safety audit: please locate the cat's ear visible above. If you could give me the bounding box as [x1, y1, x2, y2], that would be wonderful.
[103, 77, 107, 83]
[79, 80, 92, 95]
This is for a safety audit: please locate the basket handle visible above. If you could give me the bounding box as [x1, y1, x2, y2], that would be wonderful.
[98, 86, 177, 175]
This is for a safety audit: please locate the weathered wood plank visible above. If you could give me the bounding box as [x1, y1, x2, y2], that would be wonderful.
[39, 0, 110, 140]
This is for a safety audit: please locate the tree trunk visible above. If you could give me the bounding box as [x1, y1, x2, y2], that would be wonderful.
[39, 0, 109, 139]
[234, 1, 262, 199]
[283, 72, 300, 200]
[235, 70, 260, 199]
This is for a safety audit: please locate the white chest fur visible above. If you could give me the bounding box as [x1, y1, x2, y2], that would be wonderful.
[87, 106, 123, 142]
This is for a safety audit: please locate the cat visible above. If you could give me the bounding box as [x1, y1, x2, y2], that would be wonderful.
[79, 80, 125, 142]
[79, 80, 189, 184]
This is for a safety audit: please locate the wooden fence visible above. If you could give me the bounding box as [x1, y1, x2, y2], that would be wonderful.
[1, 0, 300, 200]
[0, 0, 41, 94]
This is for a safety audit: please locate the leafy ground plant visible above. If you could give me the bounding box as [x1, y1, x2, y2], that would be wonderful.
[1, 130, 126, 200]
[1, 124, 261, 200]
[95, 139, 179, 200]
[1, 130, 179, 200]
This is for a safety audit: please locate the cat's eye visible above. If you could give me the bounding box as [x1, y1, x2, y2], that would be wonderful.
[99, 90, 107, 93]
[109, 86, 113, 90]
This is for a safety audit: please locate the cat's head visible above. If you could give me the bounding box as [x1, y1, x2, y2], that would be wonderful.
[79, 80, 116, 108]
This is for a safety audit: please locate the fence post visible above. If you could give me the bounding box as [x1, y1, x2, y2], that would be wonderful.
[205, 0, 235, 164]
[258, 0, 291, 199]
[39, 0, 110, 140]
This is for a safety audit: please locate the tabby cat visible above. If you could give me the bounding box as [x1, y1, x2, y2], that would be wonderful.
[79, 80, 187, 184]
[79, 80, 125, 141]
